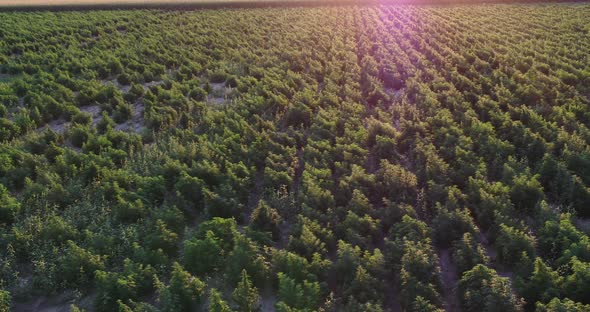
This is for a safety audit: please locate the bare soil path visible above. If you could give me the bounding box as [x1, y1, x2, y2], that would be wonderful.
[438, 247, 460, 312]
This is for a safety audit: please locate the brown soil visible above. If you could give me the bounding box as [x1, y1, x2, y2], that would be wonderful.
[114, 101, 145, 133]
[575, 217, 590, 233]
[438, 247, 460, 312]
[80, 104, 102, 126]
[13, 290, 96, 312]
[38, 119, 69, 134]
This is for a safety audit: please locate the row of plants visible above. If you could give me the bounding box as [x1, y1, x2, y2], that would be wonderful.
[0, 4, 589, 311]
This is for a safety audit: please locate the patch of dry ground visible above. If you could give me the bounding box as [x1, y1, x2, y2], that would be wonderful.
[29, 73, 228, 138]
[13, 290, 95, 312]
[115, 101, 145, 133]
[38, 118, 69, 135]
[80, 104, 102, 126]
[438, 247, 460, 312]
[575, 217, 590, 233]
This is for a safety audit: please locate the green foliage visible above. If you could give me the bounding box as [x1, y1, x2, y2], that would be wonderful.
[197, 218, 239, 252]
[226, 235, 268, 286]
[338, 211, 380, 249]
[143, 219, 179, 256]
[0, 289, 10, 312]
[116, 300, 159, 312]
[536, 298, 590, 312]
[538, 214, 590, 266]
[459, 264, 523, 312]
[271, 249, 314, 284]
[519, 258, 561, 308]
[209, 71, 228, 84]
[452, 232, 489, 274]
[158, 262, 206, 312]
[232, 270, 260, 312]
[411, 296, 444, 312]
[432, 207, 478, 247]
[399, 240, 442, 310]
[209, 289, 232, 312]
[1, 5, 590, 311]
[385, 215, 430, 267]
[69, 126, 91, 148]
[95, 260, 156, 311]
[509, 173, 544, 212]
[0, 184, 20, 225]
[345, 265, 381, 304]
[376, 159, 417, 202]
[183, 230, 223, 276]
[495, 224, 536, 267]
[276, 272, 320, 311]
[563, 257, 590, 304]
[284, 103, 312, 128]
[467, 178, 514, 230]
[250, 200, 282, 240]
[59, 240, 105, 287]
[288, 216, 331, 259]
[189, 87, 207, 101]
